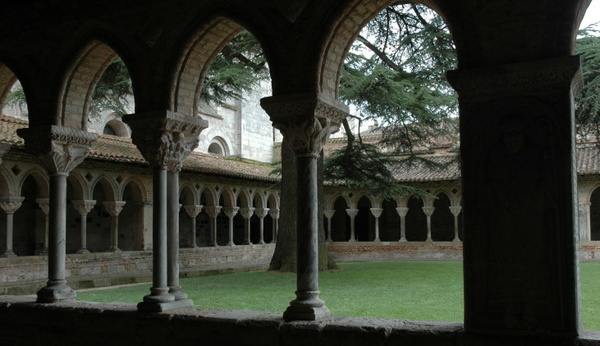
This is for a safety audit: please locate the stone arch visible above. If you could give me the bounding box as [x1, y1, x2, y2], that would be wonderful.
[431, 191, 454, 241]
[90, 176, 118, 202]
[67, 172, 89, 200]
[200, 185, 219, 206]
[180, 185, 197, 206]
[88, 176, 117, 252]
[120, 179, 145, 251]
[406, 194, 427, 241]
[0, 166, 11, 196]
[103, 117, 131, 137]
[59, 40, 125, 130]
[253, 189, 267, 209]
[332, 195, 351, 242]
[317, 0, 454, 98]
[17, 169, 48, 199]
[12, 174, 45, 256]
[0, 63, 21, 114]
[237, 188, 253, 208]
[356, 195, 373, 241]
[219, 187, 238, 208]
[208, 136, 230, 156]
[266, 191, 280, 210]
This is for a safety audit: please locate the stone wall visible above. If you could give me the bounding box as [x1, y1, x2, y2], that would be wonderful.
[327, 242, 464, 262]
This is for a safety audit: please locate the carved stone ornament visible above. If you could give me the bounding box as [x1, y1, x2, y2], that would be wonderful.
[239, 207, 255, 219]
[0, 143, 11, 164]
[72, 200, 96, 216]
[17, 125, 98, 174]
[123, 110, 208, 170]
[183, 205, 203, 218]
[36, 198, 50, 214]
[0, 196, 25, 214]
[255, 207, 270, 218]
[103, 201, 126, 217]
[447, 55, 582, 97]
[268, 208, 279, 219]
[261, 92, 348, 157]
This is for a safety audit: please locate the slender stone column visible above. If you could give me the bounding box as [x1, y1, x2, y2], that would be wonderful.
[370, 208, 383, 242]
[204, 206, 222, 246]
[0, 197, 25, 257]
[239, 207, 255, 245]
[18, 125, 98, 303]
[183, 205, 203, 248]
[223, 207, 240, 246]
[449, 206, 462, 242]
[0, 143, 10, 164]
[103, 201, 126, 252]
[36, 198, 50, 255]
[396, 207, 409, 242]
[262, 92, 347, 321]
[124, 110, 206, 312]
[71, 200, 96, 253]
[579, 202, 592, 241]
[448, 56, 582, 336]
[422, 206, 435, 242]
[269, 208, 280, 243]
[254, 208, 269, 244]
[345, 208, 358, 242]
[323, 209, 335, 242]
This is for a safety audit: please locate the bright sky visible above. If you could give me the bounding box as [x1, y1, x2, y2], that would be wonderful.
[581, 1, 600, 30]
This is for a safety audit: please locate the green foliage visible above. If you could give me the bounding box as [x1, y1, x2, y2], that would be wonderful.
[89, 57, 133, 117]
[576, 24, 600, 136]
[4, 86, 27, 115]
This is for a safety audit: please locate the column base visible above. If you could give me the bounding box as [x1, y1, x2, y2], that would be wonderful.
[283, 291, 331, 321]
[108, 246, 122, 252]
[399, 238, 407, 242]
[36, 281, 76, 303]
[169, 286, 191, 301]
[137, 298, 193, 312]
[227, 242, 235, 247]
[1, 251, 17, 258]
[77, 248, 90, 254]
[36, 249, 49, 256]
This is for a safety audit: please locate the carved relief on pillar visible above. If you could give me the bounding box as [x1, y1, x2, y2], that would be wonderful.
[72, 200, 96, 216]
[449, 206, 462, 217]
[396, 207, 409, 218]
[421, 206, 435, 217]
[370, 208, 383, 218]
[123, 110, 208, 170]
[239, 207, 255, 219]
[255, 207, 270, 219]
[0, 196, 25, 214]
[103, 201, 126, 216]
[183, 205, 203, 218]
[17, 125, 98, 174]
[223, 206, 240, 218]
[204, 206, 222, 218]
[261, 92, 348, 157]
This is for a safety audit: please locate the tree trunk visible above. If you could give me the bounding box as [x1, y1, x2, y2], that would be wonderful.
[269, 140, 336, 272]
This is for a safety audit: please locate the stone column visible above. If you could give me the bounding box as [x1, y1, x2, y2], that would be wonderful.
[18, 125, 98, 303]
[36, 198, 50, 255]
[255, 208, 269, 244]
[323, 209, 335, 242]
[345, 208, 358, 242]
[71, 200, 96, 253]
[124, 110, 206, 312]
[103, 201, 126, 252]
[204, 206, 222, 246]
[370, 208, 383, 242]
[0, 196, 25, 257]
[579, 202, 592, 241]
[262, 92, 347, 321]
[449, 206, 462, 243]
[448, 56, 582, 336]
[183, 205, 203, 248]
[239, 207, 255, 245]
[422, 206, 435, 242]
[269, 208, 280, 243]
[223, 207, 240, 246]
[396, 207, 409, 242]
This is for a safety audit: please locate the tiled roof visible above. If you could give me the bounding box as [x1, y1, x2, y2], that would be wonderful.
[0, 114, 277, 183]
[392, 155, 460, 182]
[577, 145, 600, 175]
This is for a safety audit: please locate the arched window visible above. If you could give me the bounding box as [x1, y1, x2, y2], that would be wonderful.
[102, 119, 130, 137]
[208, 137, 229, 156]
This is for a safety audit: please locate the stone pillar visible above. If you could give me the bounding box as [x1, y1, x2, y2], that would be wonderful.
[36, 198, 50, 255]
[71, 200, 96, 253]
[0, 196, 25, 257]
[255, 208, 269, 244]
[239, 207, 255, 245]
[223, 207, 240, 246]
[578, 202, 591, 241]
[0, 143, 10, 164]
[422, 206, 435, 242]
[370, 208, 383, 242]
[269, 208, 280, 243]
[448, 56, 582, 336]
[262, 92, 347, 321]
[396, 207, 409, 242]
[323, 209, 335, 242]
[103, 201, 126, 252]
[345, 208, 358, 242]
[124, 110, 206, 312]
[449, 206, 462, 242]
[18, 125, 98, 303]
[183, 205, 203, 248]
[204, 206, 222, 246]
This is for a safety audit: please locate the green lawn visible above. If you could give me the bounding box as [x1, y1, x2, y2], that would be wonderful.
[76, 261, 600, 329]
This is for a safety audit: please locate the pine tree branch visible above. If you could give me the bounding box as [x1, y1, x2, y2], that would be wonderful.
[356, 35, 405, 73]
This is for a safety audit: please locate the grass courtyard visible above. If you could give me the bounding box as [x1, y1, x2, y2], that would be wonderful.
[77, 261, 600, 330]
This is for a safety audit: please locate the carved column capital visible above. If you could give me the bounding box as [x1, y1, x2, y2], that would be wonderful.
[323, 209, 335, 219]
[123, 110, 208, 170]
[223, 206, 240, 218]
[36, 198, 50, 215]
[183, 205, 203, 218]
[268, 208, 279, 219]
[422, 206, 435, 217]
[72, 200, 96, 216]
[396, 207, 409, 217]
[103, 201, 126, 217]
[239, 207, 255, 219]
[17, 125, 98, 175]
[0, 143, 11, 164]
[204, 205, 222, 218]
[370, 208, 384, 218]
[449, 206, 462, 216]
[261, 92, 348, 157]
[0, 196, 25, 214]
[255, 207, 270, 219]
[345, 208, 359, 218]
